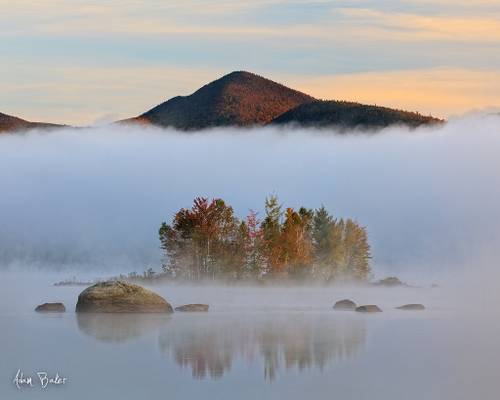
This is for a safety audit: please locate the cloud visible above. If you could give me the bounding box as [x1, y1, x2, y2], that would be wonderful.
[0, 117, 499, 282]
[338, 8, 500, 43]
[3, 0, 500, 44]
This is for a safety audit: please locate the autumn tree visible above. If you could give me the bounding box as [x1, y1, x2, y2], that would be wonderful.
[241, 210, 265, 277]
[159, 196, 371, 282]
[159, 197, 239, 279]
[281, 207, 314, 277]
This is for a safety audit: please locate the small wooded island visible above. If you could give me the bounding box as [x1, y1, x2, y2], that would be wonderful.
[158, 196, 370, 282]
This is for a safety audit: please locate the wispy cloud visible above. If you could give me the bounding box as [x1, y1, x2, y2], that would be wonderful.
[3, 1, 500, 43]
[338, 8, 500, 43]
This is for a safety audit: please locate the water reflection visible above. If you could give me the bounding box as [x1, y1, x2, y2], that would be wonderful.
[76, 313, 170, 343]
[159, 313, 366, 380]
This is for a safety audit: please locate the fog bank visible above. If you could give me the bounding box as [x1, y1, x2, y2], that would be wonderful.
[1, 115, 499, 281]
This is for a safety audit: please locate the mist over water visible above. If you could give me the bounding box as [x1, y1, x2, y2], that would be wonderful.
[1, 115, 500, 282]
[1, 115, 500, 400]
[1, 273, 499, 400]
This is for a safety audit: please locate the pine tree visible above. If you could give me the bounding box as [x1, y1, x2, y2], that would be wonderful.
[261, 195, 284, 275]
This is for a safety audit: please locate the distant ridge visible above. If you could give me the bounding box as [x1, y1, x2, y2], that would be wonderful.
[126, 71, 315, 130]
[271, 100, 442, 130]
[0, 112, 63, 133]
[125, 71, 443, 131]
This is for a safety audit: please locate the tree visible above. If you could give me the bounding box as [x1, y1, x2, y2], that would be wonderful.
[340, 219, 371, 280]
[159, 196, 371, 282]
[261, 195, 284, 275]
[159, 197, 239, 280]
[242, 210, 265, 277]
[312, 206, 333, 260]
[281, 207, 314, 277]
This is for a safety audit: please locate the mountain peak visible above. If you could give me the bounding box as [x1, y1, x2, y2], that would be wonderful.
[219, 70, 256, 80]
[137, 71, 315, 130]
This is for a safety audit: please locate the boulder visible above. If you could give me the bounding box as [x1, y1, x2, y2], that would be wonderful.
[35, 302, 66, 312]
[374, 277, 405, 287]
[175, 304, 209, 312]
[397, 304, 425, 310]
[355, 305, 382, 313]
[75, 281, 173, 313]
[333, 299, 357, 311]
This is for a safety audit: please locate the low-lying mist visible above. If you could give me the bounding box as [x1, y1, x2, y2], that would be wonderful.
[1, 115, 499, 282]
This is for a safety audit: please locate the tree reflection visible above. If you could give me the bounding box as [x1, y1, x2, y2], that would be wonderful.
[159, 313, 366, 381]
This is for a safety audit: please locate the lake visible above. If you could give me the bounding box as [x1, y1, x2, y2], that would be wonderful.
[0, 274, 498, 399]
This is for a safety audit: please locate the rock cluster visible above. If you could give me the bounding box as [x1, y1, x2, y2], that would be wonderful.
[332, 299, 426, 313]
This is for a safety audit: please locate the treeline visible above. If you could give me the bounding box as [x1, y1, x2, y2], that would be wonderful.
[159, 196, 371, 282]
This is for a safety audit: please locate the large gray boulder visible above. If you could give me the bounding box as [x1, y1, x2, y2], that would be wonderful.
[76, 281, 173, 313]
[355, 305, 382, 313]
[35, 302, 66, 312]
[333, 299, 357, 311]
[175, 304, 209, 312]
[397, 304, 425, 310]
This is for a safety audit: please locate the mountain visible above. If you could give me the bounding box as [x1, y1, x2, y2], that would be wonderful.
[271, 100, 443, 130]
[127, 71, 443, 130]
[127, 71, 315, 130]
[0, 112, 63, 133]
[2, 71, 444, 133]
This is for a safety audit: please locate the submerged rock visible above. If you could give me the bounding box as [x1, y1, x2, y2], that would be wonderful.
[175, 304, 209, 312]
[333, 299, 357, 311]
[397, 304, 425, 310]
[75, 281, 173, 313]
[355, 305, 382, 313]
[35, 302, 66, 312]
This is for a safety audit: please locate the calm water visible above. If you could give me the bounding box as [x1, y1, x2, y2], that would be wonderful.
[0, 275, 498, 399]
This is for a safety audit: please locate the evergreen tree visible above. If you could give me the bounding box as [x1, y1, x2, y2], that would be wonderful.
[261, 195, 284, 275]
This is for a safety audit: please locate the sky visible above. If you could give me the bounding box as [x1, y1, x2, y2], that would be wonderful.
[1, 0, 500, 125]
